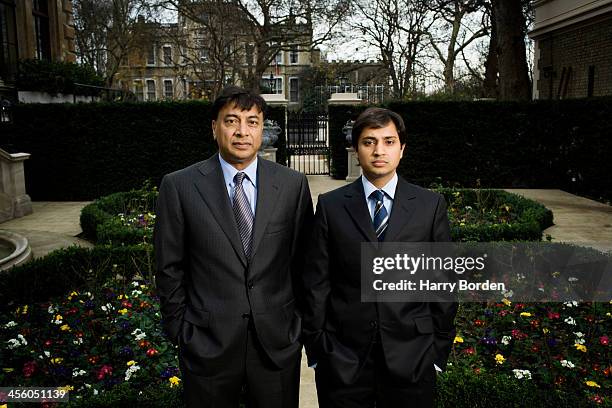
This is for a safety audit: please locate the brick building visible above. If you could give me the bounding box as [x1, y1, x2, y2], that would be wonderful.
[0, 0, 76, 100]
[529, 0, 612, 99]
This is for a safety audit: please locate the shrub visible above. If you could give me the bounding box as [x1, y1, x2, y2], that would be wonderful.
[17, 59, 104, 96]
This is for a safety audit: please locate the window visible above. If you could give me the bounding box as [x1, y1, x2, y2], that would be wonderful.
[289, 45, 298, 64]
[164, 79, 173, 99]
[245, 43, 254, 65]
[146, 79, 156, 101]
[162, 46, 172, 65]
[134, 80, 144, 101]
[146, 44, 156, 65]
[289, 77, 299, 102]
[0, 0, 18, 82]
[199, 48, 208, 62]
[32, 0, 50, 60]
[261, 77, 282, 94]
[275, 51, 283, 65]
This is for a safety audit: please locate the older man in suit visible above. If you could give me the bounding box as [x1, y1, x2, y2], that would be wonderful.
[154, 86, 313, 408]
[302, 107, 457, 408]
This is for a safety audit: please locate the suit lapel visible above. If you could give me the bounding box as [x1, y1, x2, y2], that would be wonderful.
[250, 159, 281, 258]
[383, 177, 417, 242]
[344, 178, 377, 243]
[193, 154, 248, 267]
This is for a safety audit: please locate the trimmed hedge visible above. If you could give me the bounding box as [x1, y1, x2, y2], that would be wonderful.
[440, 188, 554, 242]
[2, 102, 287, 201]
[328, 98, 612, 203]
[80, 188, 157, 245]
[0, 245, 153, 308]
[59, 366, 591, 408]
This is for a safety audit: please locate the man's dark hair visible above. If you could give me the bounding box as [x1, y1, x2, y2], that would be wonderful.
[211, 86, 267, 121]
[351, 107, 407, 149]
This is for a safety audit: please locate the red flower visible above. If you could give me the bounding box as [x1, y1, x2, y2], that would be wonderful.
[603, 367, 610, 376]
[547, 311, 560, 319]
[590, 395, 603, 404]
[44, 339, 53, 347]
[463, 347, 475, 355]
[498, 310, 510, 317]
[531, 345, 539, 353]
[97, 364, 113, 380]
[88, 355, 100, 364]
[474, 319, 485, 327]
[530, 320, 540, 329]
[121, 300, 132, 308]
[138, 339, 151, 348]
[66, 307, 78, 315]
[600, 336, 609, 346]
[554, 376, 565, 385]
[146, 348, 158, 357]
[23, 361, 37, 377]
[511, 329, 527, 340]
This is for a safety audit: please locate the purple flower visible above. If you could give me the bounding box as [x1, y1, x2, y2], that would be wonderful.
[119, 346, 133, 357]
[119, 321, 131, 331]
[84, 300, 95, 309]
[547, 338, 557, 347]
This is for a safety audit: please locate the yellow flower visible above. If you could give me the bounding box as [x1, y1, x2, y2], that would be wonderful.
[574, 344, 587, 352]
[169, 376, 181, 387]
[2, 368, 14, 373]
[585, 380, 600, 388]
[55, 314, 63, 321]
[454, 336, 464, 344]
[57, 385, 74, 392]
[50, 357, 64, 364]
[67, 291, 78, 300]
[117, 294, 128, 300]
[520, 312, 532, 317]
[118, 308, 128, 315]
[495, 354, 505, 364]
[16, 305, 29, 315]
[127, 360, 136, 367]
[502, 298, 512, 306]
[542, 328, 549, 334]
[60, 324, 71, 331]
[1, 404, 8, 408]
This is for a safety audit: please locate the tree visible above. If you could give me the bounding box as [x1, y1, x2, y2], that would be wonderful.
[73, 0, 158, 87]
[426, 0, 489, 93]
[490, 0, 531, 100]
[152, 0, 350, 94]
[351, 0, 433, 99]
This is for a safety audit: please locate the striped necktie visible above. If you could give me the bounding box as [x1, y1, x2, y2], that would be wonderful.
[371, 190, 388, 241]
[233, 172, 254, 258]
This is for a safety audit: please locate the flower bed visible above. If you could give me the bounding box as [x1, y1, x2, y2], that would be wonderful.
[1, 280, 608, 406]
[80, 187, 553, 247]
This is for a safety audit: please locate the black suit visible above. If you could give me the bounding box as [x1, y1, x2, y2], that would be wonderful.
[302, 176, 457, 407]
[154, 154, 313, 407]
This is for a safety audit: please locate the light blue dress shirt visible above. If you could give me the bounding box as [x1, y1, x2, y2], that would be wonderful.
[361, 173, 397, 220]
[219, 155, 257, 215]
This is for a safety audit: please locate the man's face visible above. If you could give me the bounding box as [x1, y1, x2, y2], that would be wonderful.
[212, 102, 263, 170]
[356, 122, 405, 187]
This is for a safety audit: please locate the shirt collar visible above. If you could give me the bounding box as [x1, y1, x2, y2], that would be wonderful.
[219, 154, 258, 187]
[361, 173, 398, 200]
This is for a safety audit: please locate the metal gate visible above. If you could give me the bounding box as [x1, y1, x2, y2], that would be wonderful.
[286, 111, 330, 175]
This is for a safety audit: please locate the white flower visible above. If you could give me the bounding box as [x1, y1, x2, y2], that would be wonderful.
[73, 368, 87, 377]
[4, 321, 17, 328]
[501, 289, 514, 298]
[574, 332, 584, 338]
[131, 290, 142, 297]
[567, 277, 578, 282]
[132, 281, 140, 287]
[44, 351, 51, 357]
[17, 334, 27, 345]
[131, 328, 147, 341]
[125, 364, 141, 381]
[560, 360, 575, 368]
[564, 317, 576, 325]
[501, 336, 512, 345]
[564, 301, 578, 307]
[52, 315, 63, 325]
[73, 337, 84, 345]
[93, 389, 98, 396]
[48, 305, 58, 314]
[575, 338, 585, 345]
[6, 338, 21, 349]
[512, 369, 532, 380]
[101, 303, 113, 313]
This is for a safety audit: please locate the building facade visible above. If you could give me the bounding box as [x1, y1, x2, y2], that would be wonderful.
[0, 0, 76, 100]
[529, 0, 612, 99]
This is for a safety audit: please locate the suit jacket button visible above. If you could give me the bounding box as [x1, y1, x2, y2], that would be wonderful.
[370, 321, 378, 328]
[248, 281, 254, 290]
[242, 313, 250, 319]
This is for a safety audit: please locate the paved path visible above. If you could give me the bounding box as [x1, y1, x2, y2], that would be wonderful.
[1, 183, 611, 408]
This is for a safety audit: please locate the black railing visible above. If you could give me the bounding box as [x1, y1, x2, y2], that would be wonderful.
[286, 111, 329, 175]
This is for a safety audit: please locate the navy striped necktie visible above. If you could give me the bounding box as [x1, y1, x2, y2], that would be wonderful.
[371, 190, 388, 241]
[233, 172, 253, 258]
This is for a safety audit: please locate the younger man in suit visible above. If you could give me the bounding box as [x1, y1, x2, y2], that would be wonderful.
[302, 107, 457, 408]
[154, 86, 312, 408]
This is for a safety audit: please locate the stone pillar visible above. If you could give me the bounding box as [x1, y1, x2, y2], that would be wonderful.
[0, 149, 33, 223]
[346, 147, 361, 182]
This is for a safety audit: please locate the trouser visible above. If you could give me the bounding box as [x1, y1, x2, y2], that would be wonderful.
[315, 339, 436, 408]
[181, 323, 301, 408]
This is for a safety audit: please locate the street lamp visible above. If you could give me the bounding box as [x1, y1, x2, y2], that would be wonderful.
[0, 99, 12, 123]
[268, 72, 275, 93]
